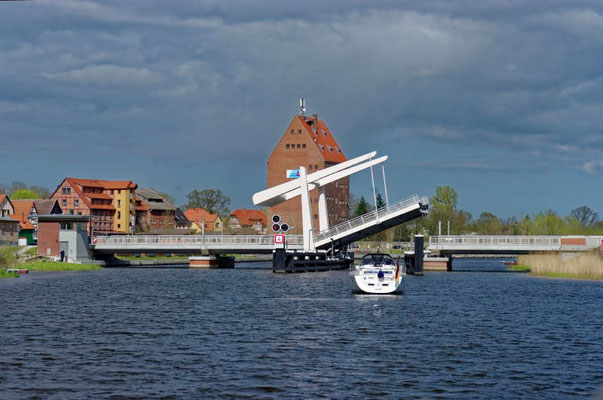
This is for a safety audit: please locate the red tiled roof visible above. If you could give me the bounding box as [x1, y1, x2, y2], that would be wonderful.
[135, 197, 149, 211]
[184, 208, 218, 224]
[8, 215, 34, 230]
[86, 192, 113, 200]
[231, 209, 266, 227]
[297, 115, 347, 163]
[10, 200, 35, 224]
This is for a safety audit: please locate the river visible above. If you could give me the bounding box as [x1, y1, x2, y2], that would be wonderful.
[0, 259, 601, 399]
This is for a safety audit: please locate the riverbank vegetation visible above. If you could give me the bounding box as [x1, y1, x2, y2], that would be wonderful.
[23, 261, 101, 271]
[518, 251, 603, 280]
[1, 246, 101, 276]
[351, 186, 603, 241]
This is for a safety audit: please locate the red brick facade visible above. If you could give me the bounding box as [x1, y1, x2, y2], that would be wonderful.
[267, 114, 349, 234]
[37, 221, 59, 257]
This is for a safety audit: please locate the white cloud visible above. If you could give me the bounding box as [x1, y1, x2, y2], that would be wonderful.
[41, 64, 162, 87]
[581, 159, 603, 174]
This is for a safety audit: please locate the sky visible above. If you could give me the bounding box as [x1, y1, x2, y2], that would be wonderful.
[0, 0, 601, 220]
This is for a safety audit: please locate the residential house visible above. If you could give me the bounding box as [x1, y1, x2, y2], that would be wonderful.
[184, 208, 223, 233]
[135, 188, 177, 234]
[175, 208, 193, 231]
[229, 209, 267, 234]
[9, 199, 62, 244]
[0, 194, 14, 217]
[10, 200, 37, 244]
[50, 178, 137, 234]
[266, 113, 349, 234]
[0, 216, 19, 245]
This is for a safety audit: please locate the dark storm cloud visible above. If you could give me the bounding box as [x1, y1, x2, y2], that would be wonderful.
[0, 0, 601, 213]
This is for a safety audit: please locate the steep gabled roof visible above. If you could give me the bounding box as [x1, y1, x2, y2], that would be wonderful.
[0, 194, 14, 211]
[34, 199, 61, 215]
[268, 114, 347, 164]
[184, 208, 219, 224]
[136, 188, 176, 211]
[298, 115, 346, 163]
[231, 209, 266, 227]
[11, 200, 35, 223]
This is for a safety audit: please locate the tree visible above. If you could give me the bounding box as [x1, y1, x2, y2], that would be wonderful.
[376, 193, 386, 209]
[570, 206, 598, 227]
[10, 189, 40, 200]
[354, 196, 370, 217]
[185, 189, 230, 216]
[432, 186, 458, 210]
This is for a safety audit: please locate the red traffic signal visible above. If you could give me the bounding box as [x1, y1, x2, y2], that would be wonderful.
[272, 223, 281, 232]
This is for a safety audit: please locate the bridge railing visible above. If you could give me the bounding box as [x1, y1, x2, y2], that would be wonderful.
[429, 235, 561, 248]
[94, 234, 304, 247]
[314, 195, 429, 243]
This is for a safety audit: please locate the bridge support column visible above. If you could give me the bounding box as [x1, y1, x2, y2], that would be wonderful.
[414, 235, 424, 275]
[189, 256, 234, 269]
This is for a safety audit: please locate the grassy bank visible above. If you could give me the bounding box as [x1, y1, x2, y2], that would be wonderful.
[518, 250, 603, 280]
[507, 265, 531, 272]
[22, 261, 102, 271]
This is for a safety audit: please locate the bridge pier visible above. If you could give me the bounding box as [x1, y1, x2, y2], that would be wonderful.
[272, 248, 352, 273]
[189, 256, 235, 269]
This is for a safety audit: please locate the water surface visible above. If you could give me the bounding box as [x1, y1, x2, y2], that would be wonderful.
[0, 260, 601, 399]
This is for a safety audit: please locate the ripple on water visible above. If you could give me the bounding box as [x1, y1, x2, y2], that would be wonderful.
[0, 263, 601, 399]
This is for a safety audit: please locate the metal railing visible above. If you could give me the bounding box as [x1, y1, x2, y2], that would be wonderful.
[429, 235, 561, 248]
[314, 195, 428, 243]
[94, 234, 304, 247]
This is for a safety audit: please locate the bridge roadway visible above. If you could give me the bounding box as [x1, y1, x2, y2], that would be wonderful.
[93, 194, 429, 256]
[429, 235, 603, 255]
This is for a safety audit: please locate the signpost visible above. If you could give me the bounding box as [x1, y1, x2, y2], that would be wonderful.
[274, 234, 285, 249]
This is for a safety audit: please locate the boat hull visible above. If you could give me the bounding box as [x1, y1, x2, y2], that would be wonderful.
[350, 265, 403, 294]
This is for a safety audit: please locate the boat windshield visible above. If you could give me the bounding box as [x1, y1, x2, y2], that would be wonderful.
[360, 254, 395, 266]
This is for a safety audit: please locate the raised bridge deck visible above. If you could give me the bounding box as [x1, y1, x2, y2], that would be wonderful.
[92, 195, 429, 256]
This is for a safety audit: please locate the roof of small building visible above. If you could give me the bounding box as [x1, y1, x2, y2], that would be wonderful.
[231, 209, 266, 227]
[0, 194, 14, 210]
[8, 214, 35, 230]
[175, 208, 190, 224]
[10, 200, 35, 224]
[184, 208, 219, 224]
[136, 188, 177, 211]
[34, 199, 61, 215]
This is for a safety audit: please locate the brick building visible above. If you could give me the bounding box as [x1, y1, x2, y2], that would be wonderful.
[267, 113, 349, 234]
[50, 178, 137, 234]
[135, 188, 177, 234]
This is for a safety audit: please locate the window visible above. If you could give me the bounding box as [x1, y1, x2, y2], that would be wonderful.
[296, 144, 301, 148]
[77, 211, 82, 215]
[290, 129, 295, 134]
[118, 200, 121, 207]
[62, 187, 71, 194]
[314, 165, 318, 169]
[69, 209, 74, 214]
[297, 129, 302, 133]
[327, 145, 333, 152]
[322, 129, 327, 137]
[309, 165, 313, 170]
[117, 224, 121, 229]
[302, 144, 306, 148]
[62, 199, 67, 206]
[117, 211, 121, 219]
[286, 144, 290, 149]
[74, 199, 79, 206]
[118, 190, 121, 194]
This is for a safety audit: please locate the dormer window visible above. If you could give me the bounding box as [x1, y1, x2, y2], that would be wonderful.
[319, 144, 324, 151]
[335, 147, 341, 154]
[321, 129, 327, 137]
[327, 145, 333, 152]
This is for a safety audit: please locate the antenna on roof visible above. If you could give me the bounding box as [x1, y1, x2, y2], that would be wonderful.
[299, 98, 306, 116]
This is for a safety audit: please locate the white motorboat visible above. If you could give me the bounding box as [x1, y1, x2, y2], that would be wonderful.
[350, 253, 404, 294]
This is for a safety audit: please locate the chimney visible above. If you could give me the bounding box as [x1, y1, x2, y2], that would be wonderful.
[312, 114, 318, 126]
